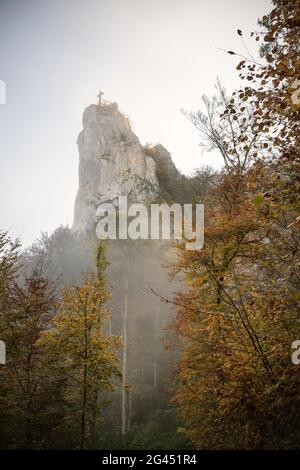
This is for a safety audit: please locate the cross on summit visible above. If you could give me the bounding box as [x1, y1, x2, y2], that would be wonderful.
[97, 90, 104, 106]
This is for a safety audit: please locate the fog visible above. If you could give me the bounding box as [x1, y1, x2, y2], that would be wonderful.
[0, 0, 271, 246]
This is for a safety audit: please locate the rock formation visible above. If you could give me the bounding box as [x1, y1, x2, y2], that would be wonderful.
[72, 100, 161, 234]
[70, 96, 182, 434]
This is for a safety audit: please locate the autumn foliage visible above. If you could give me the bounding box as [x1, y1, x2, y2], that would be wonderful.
[0, 240, 121, 449]
[170, 0, 300, 449]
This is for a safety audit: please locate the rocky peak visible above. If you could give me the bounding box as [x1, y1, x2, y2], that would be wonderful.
[72, 100, 160, 234]
[144, 143, 185, 202]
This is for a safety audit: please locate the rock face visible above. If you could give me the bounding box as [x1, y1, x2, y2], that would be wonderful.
[72, 101, 160, 234]
[144, 143, 184, 200]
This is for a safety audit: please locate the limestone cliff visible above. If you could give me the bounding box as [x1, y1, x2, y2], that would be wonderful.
[72, 101, 160, 233]
[144, 143, 185, 201]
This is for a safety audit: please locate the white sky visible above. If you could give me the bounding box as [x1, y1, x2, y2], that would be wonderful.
[0, 0, 272, 247]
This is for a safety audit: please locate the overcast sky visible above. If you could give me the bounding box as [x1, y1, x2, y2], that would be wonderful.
[0, 0, 272, 247]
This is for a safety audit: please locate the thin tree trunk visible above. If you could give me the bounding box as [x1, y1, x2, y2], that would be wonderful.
[90, 390, 98, 449]
[80, 307, 88, 450]
[80, 362, 87, 449]
[153, 362, 157, 389]
[153, 307, 159, 388]
[127, 390, 132, 432]
[121, 263, 128, 440]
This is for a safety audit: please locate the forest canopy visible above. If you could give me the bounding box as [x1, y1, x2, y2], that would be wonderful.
[0, 0, 300, 451]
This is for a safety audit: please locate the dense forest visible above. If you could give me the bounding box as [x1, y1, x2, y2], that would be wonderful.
[0, 0, 300, 450]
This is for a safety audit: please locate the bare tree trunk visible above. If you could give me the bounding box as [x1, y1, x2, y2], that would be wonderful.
[127, 389, 132, 432]
[153, 307, 159, 388]
[80, 307, 88, 450]
[121, 263, 128, 440]
[153, 362, 157, 389]
[90, 390, 98, 449]
[80, 362, 87, 449]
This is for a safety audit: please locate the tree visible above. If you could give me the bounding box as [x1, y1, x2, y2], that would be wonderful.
[0, 258, 65, 449]
[40, 243, 122, 449]
[0, 230, 20, 310]
[23, 225, 94, 285]
[169, 2, 300, 445]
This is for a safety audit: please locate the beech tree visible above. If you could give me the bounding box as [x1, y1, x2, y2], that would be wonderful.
[169, 0, 300, 449]
[0, 258, 64, 449]
[40, 243, 122, 449]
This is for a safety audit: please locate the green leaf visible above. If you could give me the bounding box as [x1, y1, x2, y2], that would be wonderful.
[253, 194, 264, 207]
